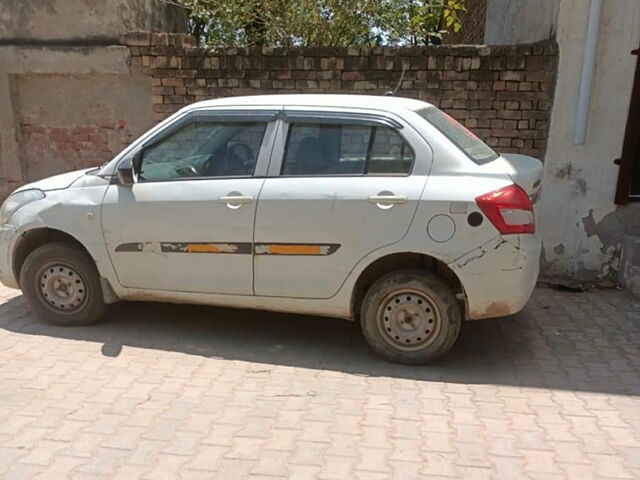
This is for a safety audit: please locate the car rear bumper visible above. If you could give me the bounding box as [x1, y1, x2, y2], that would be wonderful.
[451, 234, 540, 320]
[0, 224, 19, 289]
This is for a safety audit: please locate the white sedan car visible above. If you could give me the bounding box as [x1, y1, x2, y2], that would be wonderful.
[0, 95, 542, 364]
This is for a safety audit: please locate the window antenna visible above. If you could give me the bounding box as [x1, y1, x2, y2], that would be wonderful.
[384, 63, 407, 96]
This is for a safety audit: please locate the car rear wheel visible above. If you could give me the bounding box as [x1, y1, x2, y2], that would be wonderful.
[360, 269, 461, 364]
[20, 242, 106, 326]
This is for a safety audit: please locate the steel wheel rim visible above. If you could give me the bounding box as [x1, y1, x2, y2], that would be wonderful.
[37, 263, 88, 313]
[376, 288, 442, 352]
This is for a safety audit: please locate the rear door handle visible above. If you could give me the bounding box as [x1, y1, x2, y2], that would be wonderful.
[219, 195, 253, 203]
[368, 195, 408, 205]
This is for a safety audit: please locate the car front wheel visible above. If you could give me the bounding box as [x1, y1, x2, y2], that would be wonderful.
[20, 242, 106, 326]
[360, 269, 461, 364]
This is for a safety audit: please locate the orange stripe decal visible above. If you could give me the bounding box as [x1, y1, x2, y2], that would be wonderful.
[118, 242, 338, 256]
[185, 244, 222, 253]
[254, 243, 340, 256]
[268, 244, 322, 255]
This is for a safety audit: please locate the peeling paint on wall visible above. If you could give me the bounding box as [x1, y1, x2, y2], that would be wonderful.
[535, 0, 640, 287]
[581, 207, 637, 252]
[578, 206, 639, 282]
[554, 162, 587, 198]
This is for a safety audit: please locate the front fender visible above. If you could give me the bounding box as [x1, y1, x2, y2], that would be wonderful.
[2, 186, 124, 298]
[0, 213, 48, 288]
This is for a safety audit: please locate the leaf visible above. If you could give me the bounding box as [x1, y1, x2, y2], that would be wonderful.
[175, 0, 466, 46]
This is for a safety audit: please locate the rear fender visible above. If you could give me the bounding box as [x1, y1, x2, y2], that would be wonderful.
[449, 235, 540, 319]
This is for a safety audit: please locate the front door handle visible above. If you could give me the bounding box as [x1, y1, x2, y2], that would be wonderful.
[219, 194, 253, 209]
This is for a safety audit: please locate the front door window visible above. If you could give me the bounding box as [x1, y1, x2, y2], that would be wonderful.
[139, 121, 268, 181]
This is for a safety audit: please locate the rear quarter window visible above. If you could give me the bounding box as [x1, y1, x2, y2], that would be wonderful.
[415, 107, 498, 165]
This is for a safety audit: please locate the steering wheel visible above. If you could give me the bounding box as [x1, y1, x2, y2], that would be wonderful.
[201, 151, 222, 177]
[173, 164, 199, 177]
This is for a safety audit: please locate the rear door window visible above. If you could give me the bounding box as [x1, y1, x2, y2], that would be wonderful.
[281, 122, 414, 176]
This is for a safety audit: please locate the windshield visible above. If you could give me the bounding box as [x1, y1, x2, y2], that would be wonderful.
[415, 107, 498, 164]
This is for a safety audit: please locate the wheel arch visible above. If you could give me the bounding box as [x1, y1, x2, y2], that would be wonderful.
[350, 252, 466, 320]
[13, 227, 93, 288]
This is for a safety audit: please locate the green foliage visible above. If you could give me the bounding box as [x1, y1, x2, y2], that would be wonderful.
[170, 0, 466, 47]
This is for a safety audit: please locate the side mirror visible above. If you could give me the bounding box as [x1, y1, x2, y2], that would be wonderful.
[117, 157, 135, 186]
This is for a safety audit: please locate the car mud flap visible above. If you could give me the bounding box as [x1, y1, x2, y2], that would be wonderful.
[100, 277, 120, 304]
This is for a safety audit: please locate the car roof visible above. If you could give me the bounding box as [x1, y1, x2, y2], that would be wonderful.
[186, 94, 432, 113]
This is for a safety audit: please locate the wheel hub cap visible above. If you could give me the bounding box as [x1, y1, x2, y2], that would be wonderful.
[39, 264, 87, 312]
[378, 290, 441, 351]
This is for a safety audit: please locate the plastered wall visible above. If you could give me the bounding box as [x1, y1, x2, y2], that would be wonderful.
[0, 0, 186, 43]
[484, 0, 560, 45]
[0, 45, 155, 198]
[0, 0, 185, 199]
[537, 0, 640, 283]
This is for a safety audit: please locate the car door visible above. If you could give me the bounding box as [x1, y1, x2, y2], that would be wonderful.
[253, 109, 432, 299]
[101, 109, 278, 295]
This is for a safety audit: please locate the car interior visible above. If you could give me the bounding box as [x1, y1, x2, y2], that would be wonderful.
[138, 122, 265, 181]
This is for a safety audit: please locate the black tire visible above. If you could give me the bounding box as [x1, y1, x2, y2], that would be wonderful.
[20, 242, 106, 326]
[360, 269, 461, 365]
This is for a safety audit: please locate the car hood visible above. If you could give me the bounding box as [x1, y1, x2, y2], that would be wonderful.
[14, 168, 96, 194]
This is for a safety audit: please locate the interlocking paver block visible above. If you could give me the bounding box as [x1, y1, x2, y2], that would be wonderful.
[0, 286, 638, 479]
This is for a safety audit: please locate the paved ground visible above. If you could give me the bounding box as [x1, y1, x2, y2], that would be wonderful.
[0, 285, 638, 480]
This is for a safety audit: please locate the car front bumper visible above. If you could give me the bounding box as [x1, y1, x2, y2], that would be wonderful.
[0, 224, 19, 289]
[451, 234, 541, 320]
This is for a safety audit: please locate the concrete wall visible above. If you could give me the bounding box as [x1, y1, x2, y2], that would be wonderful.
[537, 0, 640, 284]
[0, 0, 186, 43]
[0, 45, 155, 196]
[0, 0, 186, 199]
[14, 74, 153, 181]
[485, 0, 560, 45]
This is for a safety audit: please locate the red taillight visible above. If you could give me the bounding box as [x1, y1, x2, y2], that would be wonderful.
[475, 184, 535, 235]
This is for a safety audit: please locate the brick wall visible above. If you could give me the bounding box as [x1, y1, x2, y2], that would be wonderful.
[444, 0, 487, 45]
[124, 31, 557, 160]
[18, 120, 134, 182]
[2, 73, 153, 198]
